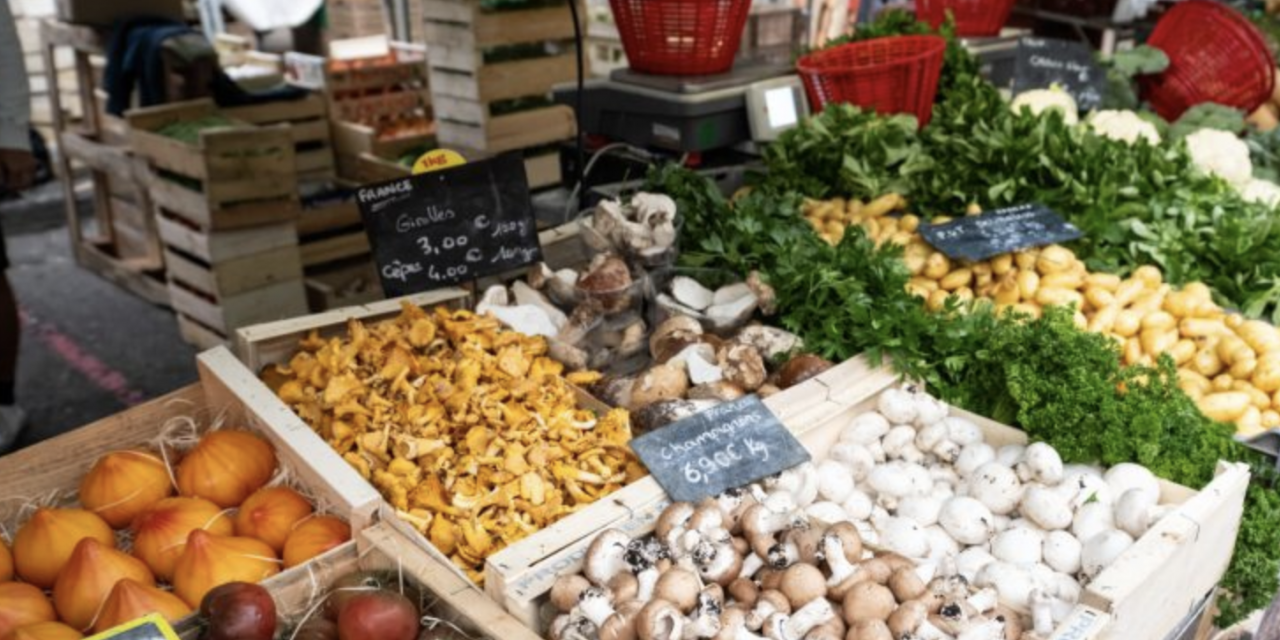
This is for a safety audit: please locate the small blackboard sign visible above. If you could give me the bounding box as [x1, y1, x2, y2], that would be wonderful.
[918, 203, 1082, 262]
[1013, 37, 1105, 111]
[629, 396, 811, 503]
[89, 613, 180, 640]
[356, 153, 542, 297]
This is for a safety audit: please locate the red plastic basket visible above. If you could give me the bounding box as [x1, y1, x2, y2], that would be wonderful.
[1140, 0, 1275, 121]
[796, 35, 947, 126]
[609, 0, 753, 76]
[916, 0, 1018, 36]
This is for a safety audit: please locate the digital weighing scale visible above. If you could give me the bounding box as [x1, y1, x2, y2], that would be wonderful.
[552, 60, 810, 154]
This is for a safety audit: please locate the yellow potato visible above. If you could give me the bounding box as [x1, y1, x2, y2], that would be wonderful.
[1230, 357, 1258, 380]
[1193, 348, 1225, 378]
[1113, 279, 1147, 307]
[1036, 246, 1075, 275]
[900, 214, 920, 233]
[1073, 311, 1088, 330]
[933, 216, 954, 224]
[1225, 313, 1245, 330]
[1253, 359, 1280, 393]
[923, 253, 952, 280]
[1036, 288, 1084, 308]
[1140, 328, 1178, 357]
[975, 271, 993, 290]
[1162, 290, 1199, 318]
[904, 251, 927, 276]
[1014, 250, 1039, 271]
[1017, 271, 1041, 300]
[1085, 273, 1122, 292]
[1239, 321, 1280, 355]
[1213, 374, 1236, 392]
[953, 287, 975, 302]
[991, 254, 1014, 276]
[1217, 336, 1256, 367]
[906, 282, 932, 298]
[1183, 281, 1213, 300]
[1199, 391, 1252, 422]
[1085, 287, 1116, 310]
[1169, 339, 1197, 366]
[1141, 311, 1176, 333]
[1239, 406, 1264, 434]
[1178, 369, 1212, 395]
[862, 193, 903, 218]
[1011, 303, 1042, 319]
[1041, 272, 1085, 291]
[927, 289, 950, 312]
[1233, 382, 1273, 410]
[1129, 286, 1170, 314]
[1132, 265, 1164, 287]
[890, 231, 914, 246]
[1124, 337, 1143, 365]
[1112, 309, 1144, 338]
[908, 276, 939, 293]
[965, 203, 982, 215]
[993, 279, 1021, 306]
[1088, 305, 1121, 334]
[940, 268, 974, 291]
[1263, 410, 1280, 429]
[846, 199, 863, 218]
[1179, 318, 1226, 339]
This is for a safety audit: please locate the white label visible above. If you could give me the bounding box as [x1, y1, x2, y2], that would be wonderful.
[766, 86, 799, 128]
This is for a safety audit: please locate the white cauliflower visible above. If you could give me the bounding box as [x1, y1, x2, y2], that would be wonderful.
[1087, 110, 1162, 146]
[1010, 86, 1079, 125]
[1242, 179, 1280, 207]
[1185, 128, 1253, 187]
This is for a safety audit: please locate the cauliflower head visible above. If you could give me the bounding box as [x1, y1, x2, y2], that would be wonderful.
[1185, 128, 1252, 187]
[1242, 179, 1280, 208]
[1087, 110, 1162, 146]
[1010, 86, 1079, 125]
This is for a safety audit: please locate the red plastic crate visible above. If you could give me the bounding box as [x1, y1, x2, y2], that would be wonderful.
[917, 0, 1018, 36]
[609, 0, 753, 75]
[1141, 0, 1275, 121]
[796, 35, 947, 126]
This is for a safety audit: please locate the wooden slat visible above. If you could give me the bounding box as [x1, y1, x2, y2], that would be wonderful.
[300, 232, 371, 268]
[177, 313, 229, 349]
[305, 259, 383, 312]
[524, 151, 561, 190]
[298, 200, 363, 237]
[222, 94, 329, 124]
[165, 244, 304, 298]
[157, 214, 298, 264]
[422, 0, 579, 48]
[428, 54, 575, 102]
[436, 105, 575, 153]
[150, 178, 299, 231]
[169, 278, 307, 335]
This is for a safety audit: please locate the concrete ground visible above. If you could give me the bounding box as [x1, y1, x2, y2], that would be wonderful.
[1, 180, 197, 452]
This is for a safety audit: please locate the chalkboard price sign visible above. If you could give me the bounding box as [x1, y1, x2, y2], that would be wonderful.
[89, 613, 180, 640]
[629, 396, 811, 503]
[919, 203, 1082, 262]
[356, 153, 542, 297]
[1013, 37, 1105, 111]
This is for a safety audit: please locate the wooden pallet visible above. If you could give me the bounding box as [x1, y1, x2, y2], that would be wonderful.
[223, 93, 337, 183]
[0, 377, 381, 636]
[423, 0, 579, 188]
[157, 211, 308, 346]
[127, 99, 299, 231]
[486, 356, 1252, 640]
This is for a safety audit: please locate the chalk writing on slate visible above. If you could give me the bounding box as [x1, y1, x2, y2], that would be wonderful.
[630, 396, 812, 503]
[919, 203, 1082, 262]
[1013, 37, 1105, 111]
[356, 153, 542, 296]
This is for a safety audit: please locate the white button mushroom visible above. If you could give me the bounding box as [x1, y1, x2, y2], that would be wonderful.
[1080, 530, 1135, 580]
[955, 444, 996, 479]
[956, 547, 996, 583]
[914, 393, 949, 428]
[925, 525, 961, 562]
[829, 443, 875, 481]
[841, 413, 892, 446]
[898, 495, 944, 527]
[943, 417, 984, 447]
[991, 527, 1043, 566]
[816, 459, 856, 504]
[1071, 502, 1116, 545]
[1114, 488, 1159, 538]
[877, 388, 919, 425]
[805, 501, 849, 525]
[1103, 463, 1160, 504]
[1042, 530, 1082, 575]
[996, 445, 1026, 468]
[882, 426, 920, 461]
[1020, 485, 1073, 531]
[976, 561, 1036, 613]
[1016, 443, 1064, 486]
[968, 463, 1022, 515]
[841, 490, 874, 522]
[874, 516, 931, 559]
[939, 496, 996, 545]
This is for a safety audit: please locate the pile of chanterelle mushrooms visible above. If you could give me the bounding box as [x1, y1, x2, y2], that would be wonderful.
[548, 386, 1173, 640]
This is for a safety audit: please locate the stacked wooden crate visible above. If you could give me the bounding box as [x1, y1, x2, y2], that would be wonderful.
[328, 42, 435, 183]
[41, 20, 168, 305]
[327, 0, 392, 42]
[295, 189, 382, 312]
[127, 99, 308, 349]
[422, 0, 579, 189]
[224, 93, 337, 185]
[11, 0, 82, 143]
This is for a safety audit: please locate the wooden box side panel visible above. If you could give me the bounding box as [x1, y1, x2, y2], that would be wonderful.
[436, 104, 575, 153]
[234, 289, 473, 371]
[428, 53, 575, 103]
[197, 347, 383, 529]
[1083, 462, 1250, 640]
[422, 0, 580, 49]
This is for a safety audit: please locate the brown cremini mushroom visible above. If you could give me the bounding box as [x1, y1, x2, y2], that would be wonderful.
[654, 567, 701, 614]
[841, 582, 895, 625]
[780, 563, 826, 609]
[551, 574, 593, 613]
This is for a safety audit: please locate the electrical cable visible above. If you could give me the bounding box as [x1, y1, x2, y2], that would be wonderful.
[562, 142, 650, 222]
[567, 0, 586, 194]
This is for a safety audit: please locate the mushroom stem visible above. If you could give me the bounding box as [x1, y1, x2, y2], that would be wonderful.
[822, 534, 858, 589]
[1030, 590, 1054, 636]
[763, 599, 835, 640]
[580, 587, 618, 627]
[958, 619, 1006, 640]
[637, 566, 661, 602]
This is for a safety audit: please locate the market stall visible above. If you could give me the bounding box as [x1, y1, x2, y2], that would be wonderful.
[9, 0, 1280, 638]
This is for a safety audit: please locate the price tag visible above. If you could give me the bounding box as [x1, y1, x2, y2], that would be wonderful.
[86, 613, 180, 640]
[412, 149, 467, 175]
[918, 203, 1082, 262]
[1013, 37, 1106, 111]
[357, 153, 543, 296]
[629, 396, 811, 503]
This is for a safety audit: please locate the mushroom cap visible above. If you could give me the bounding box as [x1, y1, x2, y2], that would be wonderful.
[887, 600, 928, 638]
[756, 589, 793, 617]
[847, 619, 892, 640]
[637, 599, 685, 640]
[609, 572, 640, 603]
[888, 567, 927, 602]
[780, 563, 827, 609]
[718, 344, 767, 391]
[585, 529, 632, 587]
[824, 522, 864, 563]
[688, 381, 747, 402]
[729, 578, 759, 609]
[650, 316, 705, 361]
[655, 567, 702, 614]
[858, 559, 892, 586]
[776, 354, 834, 389]
[629, 364, 691, 411]
[601, 600, 646, 640]
[841, 582, 896, 624]
[551, 574, 592, 612]
[656, 503, 696, 542]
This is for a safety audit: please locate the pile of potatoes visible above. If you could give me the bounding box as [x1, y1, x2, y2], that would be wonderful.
[800, 196, 1280, 436]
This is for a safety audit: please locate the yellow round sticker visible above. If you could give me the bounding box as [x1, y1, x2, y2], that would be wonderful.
[412, 149, 468, 174]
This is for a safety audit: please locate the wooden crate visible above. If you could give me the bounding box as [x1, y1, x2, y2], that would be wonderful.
[127, 99, 299, 231]
[0, 376, 380, 633]
[305, 257, 384, 312]
[489, 355, 1252, 640]
[331, 119, 435, 183]
[177, 520, 541, 640]
[158, 212, 308, 345]
[423, 0, 578, 184]
[223, 93, 336, 183]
